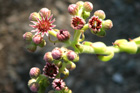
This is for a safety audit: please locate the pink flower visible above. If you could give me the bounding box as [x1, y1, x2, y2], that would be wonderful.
[30, 12, 55, 37]
[52, 79, 65, 91]
[71, 16, 85, 30]
[88, 16, 102, 33]
[43, 63, 59, 79]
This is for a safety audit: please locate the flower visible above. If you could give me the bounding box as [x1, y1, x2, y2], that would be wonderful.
[43, 62, 59, 79]
[29, 67, 41, 78]
[88, 16, 102, 33]
[57, 30, 70, 42]
[30, 9, 55, 37]
[67, 50, 77, 61]
[71, 16, 85, 30]
[52, 79, 65, 91]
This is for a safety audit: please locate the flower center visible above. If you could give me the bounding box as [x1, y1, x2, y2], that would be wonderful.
[38, 21, 50, 32]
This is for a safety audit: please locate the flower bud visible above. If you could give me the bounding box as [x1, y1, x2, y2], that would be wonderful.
[90, 42, 107, 54]
[26, 44, 37, 52]
[94, 10, 106, 19]
[133, 37, 140, 44]
[57, 30, 70, 42]
[102, 19, 113, 30]
[76, 1, 84, 8]
[38, 40, 46, 47]
[28, 79, 39, 92]
[23, 32, 33, 41]
[32, 35, 43, 44]
[52, 48, 63, 60]
[29, 12, 40, 21]
[39, 8, 51, 18]
[44, 52, 53, 62]
[66, 61, 76, 70]
[29, 67, 41, 78]
[113, 39, 128, 45]
[83, 2, 93, 12]
[67, 50, 77, 61]
[68, 4, 79, 15]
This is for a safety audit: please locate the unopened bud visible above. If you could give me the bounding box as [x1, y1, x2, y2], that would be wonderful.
[67, 50, 77, 61]
[26, 44, 37, 52]
[23, 32, 33, 41]
[66, 61, 76, 70]
[28, 79, 39, 92]
[29, 12, 40, 21]
[83, 2, 93, 12]
[38, 40, 46, 47]
[57, 30, 70, 42]
[68, 4, 79, 15]
[39, 8, 51, 18]
[102, 19, 113, 30]
[52, 48, 63, 60]
[94, 10, 106, 19]
[44, 52, 53, 62]
[76, 1, 84, 8]
[32, 35, 43, 44]
[29, 67, 41, 78]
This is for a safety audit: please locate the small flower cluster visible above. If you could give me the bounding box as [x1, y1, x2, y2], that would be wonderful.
[68, 1, 113, 37]
[23, 1, 140, 93]
[41, 47, 78, 91]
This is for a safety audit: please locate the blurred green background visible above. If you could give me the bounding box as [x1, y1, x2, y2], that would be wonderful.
[0, 0, 140, 93]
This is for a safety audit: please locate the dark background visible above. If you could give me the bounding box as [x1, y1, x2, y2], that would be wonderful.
[0, 0, 140, 93]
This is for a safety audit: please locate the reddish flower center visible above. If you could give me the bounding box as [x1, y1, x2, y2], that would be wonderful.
[38, 20, 50, 32]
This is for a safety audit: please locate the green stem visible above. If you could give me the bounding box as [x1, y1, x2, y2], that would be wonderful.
[48, 30, 57, 37]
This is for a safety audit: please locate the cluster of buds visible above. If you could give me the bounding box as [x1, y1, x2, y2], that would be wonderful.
[23, 32, 46, 52]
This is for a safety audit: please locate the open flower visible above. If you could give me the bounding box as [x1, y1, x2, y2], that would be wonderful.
[71, 16, 85, 30]
[43, 62, 59, 79]
[30, 8, 55, 37]
[52, 79, 66, 91]
[88, 16, 102, 33]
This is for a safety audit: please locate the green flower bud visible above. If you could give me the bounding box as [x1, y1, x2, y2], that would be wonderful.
[94, 10, 106, 19]
[29, 12, 40, 21]
[23, 32, 33, 41]
[119, 41, 137, 54]
[102, 19, 113, 30]
[90, 42, 107, 54]
[75, 44, 94, 53]
[76, 1, 84, 8]
[82, 11, 90, 19]
[63, 87, 72, 93]
[26, 44, 37, 52]
[38, 40, 46, 47]
[66, 61, 76, 70]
